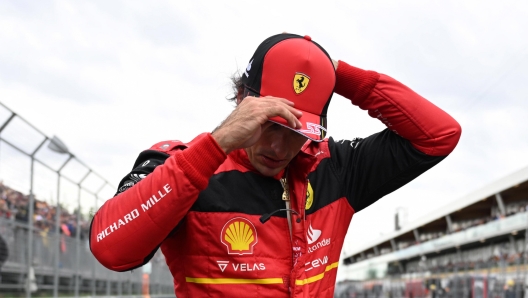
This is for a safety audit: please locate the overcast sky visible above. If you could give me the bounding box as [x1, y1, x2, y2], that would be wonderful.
[1, 0, 527, 281]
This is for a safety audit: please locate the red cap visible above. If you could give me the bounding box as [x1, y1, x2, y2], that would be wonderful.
[241, 33, 336, 141]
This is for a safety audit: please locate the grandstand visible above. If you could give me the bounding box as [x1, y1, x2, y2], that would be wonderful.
[336, 165, 528, 297]
[0, 101, 174, 297]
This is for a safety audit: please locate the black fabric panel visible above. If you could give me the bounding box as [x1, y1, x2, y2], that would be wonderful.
[110, 244, 161, 273]
[305, 158, 342, 216]
[191, 171, 288, 217]
[114, 150, 170, 196]
[329, 129, 445, 212]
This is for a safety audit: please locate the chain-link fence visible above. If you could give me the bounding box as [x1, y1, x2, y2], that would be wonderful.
[0, 101, 174, 297]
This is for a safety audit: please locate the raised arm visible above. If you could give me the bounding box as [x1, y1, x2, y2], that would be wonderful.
[90, 94, 305, 271]
[330, 61, 461, 212]
[335, 60, 461, 156]
[89, 134, 226, 271]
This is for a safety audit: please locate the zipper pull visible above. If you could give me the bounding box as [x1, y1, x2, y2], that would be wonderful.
[280, 178, 290, 201]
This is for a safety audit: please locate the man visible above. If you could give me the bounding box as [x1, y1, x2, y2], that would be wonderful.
[90, 33, 461, 297]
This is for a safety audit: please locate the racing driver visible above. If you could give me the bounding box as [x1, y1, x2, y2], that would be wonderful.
[90, 33, 461, 297]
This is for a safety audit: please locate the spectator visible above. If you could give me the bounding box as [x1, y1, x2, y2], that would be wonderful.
[0, 182, 90, 238]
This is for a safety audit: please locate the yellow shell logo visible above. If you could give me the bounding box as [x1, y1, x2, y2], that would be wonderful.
[293, 73, 310, 94]
[306, 181, 314, 210]
[221, 217, 258, 255]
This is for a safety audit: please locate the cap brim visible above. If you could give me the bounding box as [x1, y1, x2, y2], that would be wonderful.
[269, 111, 327, 142]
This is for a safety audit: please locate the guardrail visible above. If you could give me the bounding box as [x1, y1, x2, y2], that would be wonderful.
[0, 101, 174, 297]
[0, 217, 173, 296]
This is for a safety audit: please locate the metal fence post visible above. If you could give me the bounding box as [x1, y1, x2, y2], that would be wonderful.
[74, 185, 81, 297]
[26, 138, 47, 298]
[52, 175, 61, 298]
[92, 194, 98, 297]
[26, 158, 35, 298]
[53, 155, 72, 297]
[106, 276, 111, 296]
[118, 277, 122, 296]
[74, 170, 91, 297]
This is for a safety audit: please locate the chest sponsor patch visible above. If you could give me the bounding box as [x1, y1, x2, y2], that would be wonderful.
[307, 222, 331, 253]
[216, 260, 266, 272]
[220, 217, 258, 255]
[305, 255, 328, 272]
[307, 222, 321, 244]
[305, 181, 313, 210]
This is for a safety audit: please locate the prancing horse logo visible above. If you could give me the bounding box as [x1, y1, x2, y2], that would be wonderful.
[293, 73, 310, 94]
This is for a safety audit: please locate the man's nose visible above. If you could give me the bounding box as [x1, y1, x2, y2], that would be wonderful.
[270, 130, 289, 159]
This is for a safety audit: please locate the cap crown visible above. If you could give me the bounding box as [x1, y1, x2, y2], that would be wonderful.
[242, 34, 336, 118]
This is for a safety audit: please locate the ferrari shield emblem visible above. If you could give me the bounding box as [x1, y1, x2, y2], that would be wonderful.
[293, 73, 310, 94]
[306, 180, 314, 210]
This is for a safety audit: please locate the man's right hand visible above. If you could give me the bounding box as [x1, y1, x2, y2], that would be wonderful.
[211, 96, 303, 154]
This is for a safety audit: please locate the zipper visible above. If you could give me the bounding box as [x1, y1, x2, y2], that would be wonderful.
[280, 177, 293, 243]
[280, 176, 295, 293]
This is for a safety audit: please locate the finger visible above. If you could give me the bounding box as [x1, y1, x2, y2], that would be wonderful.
[262, 101, 303, 127]
[280, 98, 295, 106]
[250, 98, 302, 128]
[261, 97, 302, 117]
[266, 105, 302, 129]
[261, 96, 295, 106]
[287, 106, 303, 118]
[291, 116, 303, 129]
[295, 118, 302, 129]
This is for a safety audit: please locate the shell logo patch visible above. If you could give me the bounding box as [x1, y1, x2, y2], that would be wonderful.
[221, 217, 258, 255]
[306, 181, 314, 210]
[293, 73, 310, 94]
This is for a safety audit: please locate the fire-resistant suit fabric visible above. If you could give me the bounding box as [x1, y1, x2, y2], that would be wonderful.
[89, 61, 461, 298]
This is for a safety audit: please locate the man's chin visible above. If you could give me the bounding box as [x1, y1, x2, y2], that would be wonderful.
[254, 164, 283, 177]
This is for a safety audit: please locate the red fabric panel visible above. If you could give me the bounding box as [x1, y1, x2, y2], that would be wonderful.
[215, 149, 255, 174]
[90, 133, 226, 271]
[334, 62, 379, 104]
[335, 61, 461, 156]
[260, 39, 335, 115]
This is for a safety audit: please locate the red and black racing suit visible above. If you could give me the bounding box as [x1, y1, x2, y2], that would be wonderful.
[89, 61, 461, 298]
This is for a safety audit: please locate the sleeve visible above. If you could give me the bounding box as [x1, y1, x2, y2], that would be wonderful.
[330, 61, 462, 212]
[89, 133, 227, 271]
[113, 150, 171, 197]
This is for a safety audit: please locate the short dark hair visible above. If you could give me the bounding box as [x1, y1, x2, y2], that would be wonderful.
[228, 71, 244, 103]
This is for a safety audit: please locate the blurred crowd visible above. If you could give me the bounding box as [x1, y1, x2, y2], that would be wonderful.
[402, 254, 525, 277]
[417, 206, 528, 245]
[335, 277, 525, 298]
[357, 201, 528, 263]
[0, 181, 90, 240]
